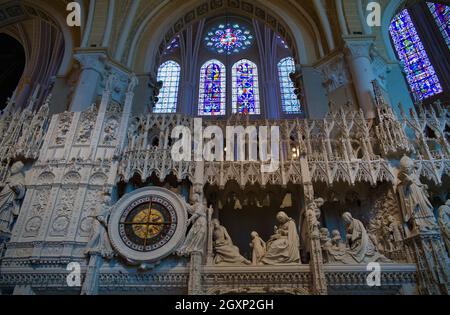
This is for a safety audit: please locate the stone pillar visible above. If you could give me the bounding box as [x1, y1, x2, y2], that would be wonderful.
[81, 254, 102, 295]
[188, 251, 203, 295]
[344, 36, 377, 119]
[299, 155, 327, 295]
[406, 234, 450, 295]
[70, 52, 106, 112]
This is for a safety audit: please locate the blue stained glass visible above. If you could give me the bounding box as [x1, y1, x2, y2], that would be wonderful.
[204, 23, 254, 55]
[389, 9, 443, 101]
[198, 60, 226, 116]
[232, 59, 260, 115]
[154, 60, 180, 113]
[427, 2, 450, 50]
[278, 57, 302, 114]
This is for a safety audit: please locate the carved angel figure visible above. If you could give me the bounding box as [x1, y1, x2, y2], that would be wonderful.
[0, 162, 26, 234]
[84, 194, 115, 259]
[177, 194, 208, 256]
[397, 156, 438, 236]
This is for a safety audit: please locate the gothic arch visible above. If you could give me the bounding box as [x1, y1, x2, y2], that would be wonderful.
[127, 0, 324, 73]
[381, 0, 407, 61]
[0, 0, 79, 109]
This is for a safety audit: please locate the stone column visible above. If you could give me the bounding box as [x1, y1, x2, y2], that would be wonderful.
[188, 251, 203, 295]
[344, 36, 377, 119]
[70, 52, 106, 112]
[299, 155, 327, 295]
[81, 254, 102, 295]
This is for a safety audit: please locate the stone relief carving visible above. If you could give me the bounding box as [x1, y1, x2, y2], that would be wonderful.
[0, 162, 26, 234]
[78, 188, 105, 237]
[177, 194, 208, 256]
[54, 112, 73, 146]
[75, 104, 98, 144]
[261, 211, 300, 265]
[397, 156, 439, 237]
[24, 187, 51, 237]
[318, 55, 351, 93]
[49, 187, 77, 236]
[212, 219, 250, 265]
[438, 200, 450, 257]
[367, 190, 407, 261]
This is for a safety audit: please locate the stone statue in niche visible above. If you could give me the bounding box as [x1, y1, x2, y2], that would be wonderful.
[438, 200, 450, 257]
[212, 219, 250, 265]
[177, 194, 208, 256]
[261, 211, 300, 265]
[397, 156, 439, 237]
[84, 193, 115, 259]
[249, 231, 266, 265]
[334, 212, 389, 264]
[0, 162, 26, 234]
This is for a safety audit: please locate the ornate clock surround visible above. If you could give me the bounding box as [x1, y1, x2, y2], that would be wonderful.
[108, 187, 188, 264]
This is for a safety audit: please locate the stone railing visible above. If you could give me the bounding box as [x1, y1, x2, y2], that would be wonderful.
[117, 101, 449, 186]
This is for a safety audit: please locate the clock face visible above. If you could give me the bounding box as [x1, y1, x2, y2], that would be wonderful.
[119, 196, 178, 252]
[108, 187, 187, 264]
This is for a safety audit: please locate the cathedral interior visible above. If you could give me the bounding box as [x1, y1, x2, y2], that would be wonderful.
[0, 0, 449, 296]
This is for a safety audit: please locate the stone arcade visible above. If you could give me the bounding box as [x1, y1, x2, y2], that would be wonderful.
[0, 0, 449, 295]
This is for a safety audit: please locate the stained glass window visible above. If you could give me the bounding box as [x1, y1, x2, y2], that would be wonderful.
[278, 57, 302, 114]
[204, 23, 254, 55]
[232, 59, 260, 115]
[154, 61, 180, 113]
[427, 2, 450, 49]
[198, 60, 226, 116]
[389, 9, 443, 100]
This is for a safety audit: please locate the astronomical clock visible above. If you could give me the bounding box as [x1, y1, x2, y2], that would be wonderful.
[108, 187, 188, 265]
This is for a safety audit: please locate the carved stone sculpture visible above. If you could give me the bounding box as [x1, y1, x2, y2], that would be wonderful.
[261, 211, 300, 265]
[84, 193, 115, 259]
[397, 156, 439, 236]
[386, 215, 404, 251]
[438, 200, 450, 257]
[177, 194, 208, 256]
[0, 162, 26, 234]
[335, 212, 389, 264]
[212, 219, 250, 265]
[249, 231, 266, 265]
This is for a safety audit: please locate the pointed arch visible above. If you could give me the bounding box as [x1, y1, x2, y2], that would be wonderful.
[278, 57, 302, 114]
[154, 60, 181, 113]
[198, 60, 226, 116]
[389, 9, 443, 100]
[427, 2, 450, 49]
[232, 59, 260, 115]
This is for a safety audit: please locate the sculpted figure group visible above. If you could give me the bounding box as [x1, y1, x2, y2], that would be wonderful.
[211, 211, 300, 265]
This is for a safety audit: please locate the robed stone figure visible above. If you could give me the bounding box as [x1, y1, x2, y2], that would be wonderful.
[397, 156, 438, 237]
[261, 211, 300, 265]
[0, 162, 26, 234]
